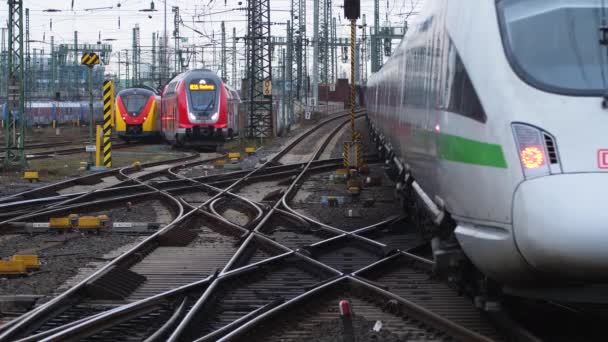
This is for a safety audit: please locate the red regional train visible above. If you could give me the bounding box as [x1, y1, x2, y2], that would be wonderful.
[161, 69, 240, 147]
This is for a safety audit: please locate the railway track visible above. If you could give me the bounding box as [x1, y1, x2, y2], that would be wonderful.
[0, 142, 134, 162]
[0, 138, 118, 152]
[0, 109, 519, 341]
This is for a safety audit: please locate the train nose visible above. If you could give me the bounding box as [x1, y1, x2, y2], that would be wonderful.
[513, 173, 608, 280]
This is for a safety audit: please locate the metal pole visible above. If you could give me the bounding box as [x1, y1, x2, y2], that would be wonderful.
[118, 52, 121, 89]
[355, 38, 360, 84]
[74, 31, 79, 97]
[286, 20, 294, 127]
[281, 48, 286, 133]
[221, 22, 226, 80]
[152, 32, 156, 87]
[212, 30, 217, 73]
[1, 28, 5, 98]
[312, 0, 319, 109]
[331, 17, 337, 84]
[163, 0, 167, 84]
[201, 46, 205, 68]
[5, 0, 25, 168]
[371, 0, 381, 72]
[74, 31, 78, 65]
[350, 19, 356, 140]
[88, 66, 94, 165]
[51, 36, 55, 98]
[232, 27, 237, 88]
[25, 7, 29, 129]
[125, 50, 130, 88]
[18, 0, 24, 167]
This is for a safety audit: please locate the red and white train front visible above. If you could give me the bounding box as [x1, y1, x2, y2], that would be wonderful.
[161, 69, 240, 146]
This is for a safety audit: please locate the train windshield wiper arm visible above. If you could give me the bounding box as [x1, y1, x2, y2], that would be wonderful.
[203, 100, 215, 112]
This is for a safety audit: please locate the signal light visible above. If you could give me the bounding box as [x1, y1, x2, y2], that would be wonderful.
[520, 146, 545, 169]
[344, 0, 360, 20]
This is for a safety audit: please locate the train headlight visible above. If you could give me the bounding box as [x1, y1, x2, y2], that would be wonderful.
[211, 112, 219, 121]
[520, 146, 545, 169]
[512, 123, 558, 179]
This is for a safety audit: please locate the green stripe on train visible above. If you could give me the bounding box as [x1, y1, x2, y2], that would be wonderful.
[438, 133, 508, 168]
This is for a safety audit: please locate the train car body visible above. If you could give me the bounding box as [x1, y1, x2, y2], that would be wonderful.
[366, 0, 608, 300]
[2, 101, 103, 126]
[115, 87, 161, 142]
[161, 69, 240, 147]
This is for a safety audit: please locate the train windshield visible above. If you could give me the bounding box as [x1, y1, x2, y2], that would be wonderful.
[188, 79, 217, 111]
[497, 0, 608, 95]
[122, 94, 149, 115]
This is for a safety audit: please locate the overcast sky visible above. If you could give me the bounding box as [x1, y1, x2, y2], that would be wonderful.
[0, 0, 422, 78]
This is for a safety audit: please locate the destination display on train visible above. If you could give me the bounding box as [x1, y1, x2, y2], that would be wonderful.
[190, 83, 215, 91]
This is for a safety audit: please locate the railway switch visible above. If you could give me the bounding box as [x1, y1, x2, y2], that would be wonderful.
[0, 260, 27, 275]
[49, 214, 79, 229]
[77, 215, 110, 230]
[0, 255, 39, 275]
[11, 255, 39, 270]
[22, 170, 39, 182]
[112, 222, 161, 233]
[47, 214, 110, 231]
[245, 147, 256, 155]
[228, 152, 241, 161]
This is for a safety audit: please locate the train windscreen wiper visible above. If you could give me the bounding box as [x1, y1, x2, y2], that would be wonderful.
[202, 99, 216, 113]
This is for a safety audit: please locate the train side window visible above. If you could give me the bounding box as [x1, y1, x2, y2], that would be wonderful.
[446, 43, 486, 123]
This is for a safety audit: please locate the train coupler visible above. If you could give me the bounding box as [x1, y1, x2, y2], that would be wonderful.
[431, 237, 466, 276]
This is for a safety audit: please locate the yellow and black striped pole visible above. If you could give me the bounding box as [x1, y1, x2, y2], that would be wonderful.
[343, 143, 350, 168]
[102, 80, 114, 168]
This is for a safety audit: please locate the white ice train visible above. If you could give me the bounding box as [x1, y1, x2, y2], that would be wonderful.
[367, 0, 608, 301]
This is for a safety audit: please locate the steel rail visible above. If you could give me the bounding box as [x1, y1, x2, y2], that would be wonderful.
[24, 109, 482, 341]
[0, 159, 187, 339]
[36, 252, 298, 341]
[0, 109, 358, 341]
[0, 161, 346, 229]
[0, 154, 226, 226]
[218, 275, 494, 342]
[0, 142, 132, 162]
[0, 152, 200, 204]
[0, 158, 347, 216]
[166, 113, 359, 341]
